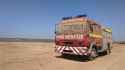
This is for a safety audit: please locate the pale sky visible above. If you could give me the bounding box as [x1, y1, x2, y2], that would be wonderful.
[0, 0, 124, 41]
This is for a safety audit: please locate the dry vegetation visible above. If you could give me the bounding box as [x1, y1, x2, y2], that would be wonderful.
[0, 42, 125, 70]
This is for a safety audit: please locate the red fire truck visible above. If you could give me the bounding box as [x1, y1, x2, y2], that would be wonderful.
[55, 15, 112, 60]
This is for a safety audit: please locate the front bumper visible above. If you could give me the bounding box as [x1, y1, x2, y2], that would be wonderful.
[55, 45, 89, 56]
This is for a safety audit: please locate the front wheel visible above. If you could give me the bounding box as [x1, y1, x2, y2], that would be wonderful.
[88, 48, 98, 60]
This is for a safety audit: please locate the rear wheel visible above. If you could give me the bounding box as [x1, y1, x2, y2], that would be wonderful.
[106, 43, 111, 55]
[88, 47, 98, 60]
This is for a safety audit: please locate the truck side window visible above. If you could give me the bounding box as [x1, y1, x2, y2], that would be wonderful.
[90, 24, 101, 34]
[90, 24, 93, 32]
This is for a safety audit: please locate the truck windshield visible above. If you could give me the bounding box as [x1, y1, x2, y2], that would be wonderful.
[64, 24, 82, 31]
[55, 23, 89, 34]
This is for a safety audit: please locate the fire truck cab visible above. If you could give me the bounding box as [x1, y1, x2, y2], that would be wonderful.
[55, 15, 112, 60]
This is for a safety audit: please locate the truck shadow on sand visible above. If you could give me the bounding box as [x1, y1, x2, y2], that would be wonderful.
[55, 55, 90, 62]
[55, 53, 107, 62]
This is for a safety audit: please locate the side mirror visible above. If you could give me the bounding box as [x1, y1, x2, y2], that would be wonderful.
[55, 31, 56, 34]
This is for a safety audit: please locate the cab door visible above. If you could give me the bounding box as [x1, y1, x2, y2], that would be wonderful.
[90, 24, 102, 47]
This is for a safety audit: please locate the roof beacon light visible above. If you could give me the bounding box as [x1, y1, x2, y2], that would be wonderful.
[76, 14, 87, 18]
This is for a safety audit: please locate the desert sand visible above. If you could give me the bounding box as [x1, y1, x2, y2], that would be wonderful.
[0, 42, 125, 70]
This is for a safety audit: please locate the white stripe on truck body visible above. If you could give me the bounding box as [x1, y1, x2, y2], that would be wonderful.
[55, 45, 88, 55]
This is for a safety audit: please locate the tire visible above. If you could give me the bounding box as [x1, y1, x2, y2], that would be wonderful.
[106, 43, 111, 55]
[88, 47, 98, 60]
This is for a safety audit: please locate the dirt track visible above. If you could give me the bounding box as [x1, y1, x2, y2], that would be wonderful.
[0, 42, 125, 70]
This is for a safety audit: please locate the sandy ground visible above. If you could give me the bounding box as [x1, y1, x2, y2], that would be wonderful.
[0, 42, 125, 70]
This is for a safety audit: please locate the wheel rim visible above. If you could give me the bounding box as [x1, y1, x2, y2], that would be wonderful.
[89, 48, 97, 60]
[91, 49, 97, 57]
